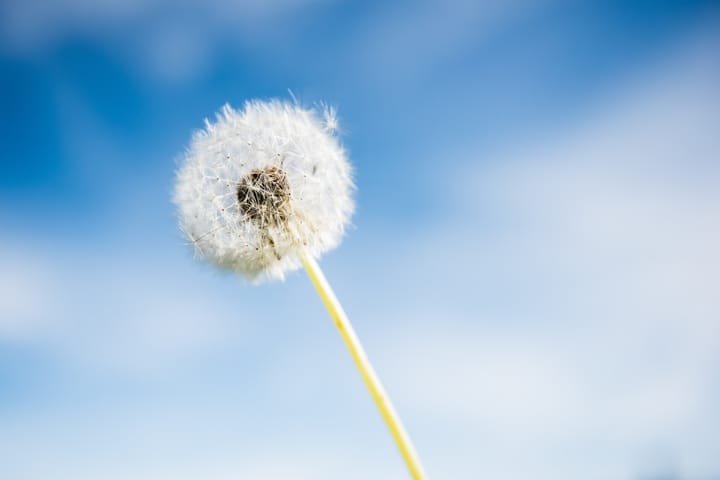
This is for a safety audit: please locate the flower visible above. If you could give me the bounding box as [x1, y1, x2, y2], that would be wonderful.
[173, 100, 354, 282]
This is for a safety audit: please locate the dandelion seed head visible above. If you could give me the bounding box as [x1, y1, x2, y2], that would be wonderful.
[173, 100, 354, 282]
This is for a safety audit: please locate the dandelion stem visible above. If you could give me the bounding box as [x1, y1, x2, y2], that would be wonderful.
[300, 252, 426, 480]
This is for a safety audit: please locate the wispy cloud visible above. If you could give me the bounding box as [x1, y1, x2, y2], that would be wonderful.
[354, 0, 545, 84]
[359, 28, 720, 479]
[0, 0, 336, 85]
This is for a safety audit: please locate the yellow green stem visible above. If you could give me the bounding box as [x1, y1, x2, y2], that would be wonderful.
[300, 252, 426, 480]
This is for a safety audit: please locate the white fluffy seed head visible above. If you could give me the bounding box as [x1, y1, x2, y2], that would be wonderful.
[173, 100, 354, 282]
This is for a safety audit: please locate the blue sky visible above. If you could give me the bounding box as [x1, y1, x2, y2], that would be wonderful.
[1, 1, 719, 479]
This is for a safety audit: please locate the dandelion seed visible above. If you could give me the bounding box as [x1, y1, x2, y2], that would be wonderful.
[173, 99, 426, 479]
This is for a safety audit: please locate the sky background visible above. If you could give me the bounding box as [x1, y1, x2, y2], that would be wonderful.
[1, 0, 720, 478]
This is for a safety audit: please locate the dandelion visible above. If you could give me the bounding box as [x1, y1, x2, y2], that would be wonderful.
[174, 100, 353, 282]
[173, 99, 426, 479]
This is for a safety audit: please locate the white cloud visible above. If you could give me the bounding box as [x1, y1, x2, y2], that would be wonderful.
[0, 0, 550, 85]
[0, 0, 333, 53]
[358, 28, 720, 479]
[0, 233, 260, 374]
[0, 0, 335, 84]
[0, 241, 58, 339]
[355, 0, 545, 83]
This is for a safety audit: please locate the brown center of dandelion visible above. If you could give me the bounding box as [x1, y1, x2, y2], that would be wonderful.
[236, 166, 291, 227]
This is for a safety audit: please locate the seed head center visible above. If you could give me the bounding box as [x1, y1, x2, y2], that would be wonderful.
[236, 166, 291, 227]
